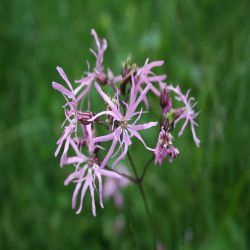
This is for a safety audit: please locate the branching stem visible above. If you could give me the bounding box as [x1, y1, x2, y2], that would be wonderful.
[127, 151, 156, 250]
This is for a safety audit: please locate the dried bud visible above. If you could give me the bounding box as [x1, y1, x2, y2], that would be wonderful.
[160, 88, 172, 115]
[77, 111, 93, 125]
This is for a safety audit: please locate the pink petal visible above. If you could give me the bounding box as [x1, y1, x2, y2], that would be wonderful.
[56, 66, 73, 92]
[148, 82, 161, 96]
[112, 142, 128, 168]
[99, 169, 122, 179]
[74, 76, 93, 95]
[74, 181, 89, 214]
[60, 136, 71, 167]
[126, 84, 151, 119]
[129, 129, 154, 151]
[191, 122, 200, 147]
[128, 76, 137, 110]
[52, 82, 73, 98]
[94, 83, 121, 118]
[69, 139, 87, 158]
[72, 181, 82, 209]
[91, 29, 101, 51]
[138, 86, 149, 109]
[129, 122, 158, 131]
[146, 60, 164, 70]
[55, 137, 64, 157]
[100, 137, 119, 168]
[89, 110, 121, 122]
[147, 75, 166, 82]
[76, 84, 92, 102]
[178, 118, 189, 137]
[95, 169, 104, 208]
[92, 131, 114, 144]
[89, 179, 96, 216]
[75, 74, 93, 85]
[64, 168, 86, 186]
[64, 156, 86, 165]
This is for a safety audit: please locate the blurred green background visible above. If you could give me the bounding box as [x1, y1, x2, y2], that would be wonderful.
[1, 0, 250, 249]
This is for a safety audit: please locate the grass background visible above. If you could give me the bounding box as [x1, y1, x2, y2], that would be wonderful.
[1, 0, 250, 249]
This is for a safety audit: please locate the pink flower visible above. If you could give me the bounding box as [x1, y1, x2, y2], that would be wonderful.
[73, 123, 96, 153]
[52, 28, 201, 219]
[168, 85, 200, 147]
[52, 66, 76, 99]
[135, 59, 166, 107]
[90, 29, 107, 84]
[154, 126, 179, 165]
[52, 66, 79, 166]
[75, 29, 108, 101]
[89, 81, 157, 168]
[52, 67, 96, 166]
[52, 66, 88, 102]
[64, 141, 121, 216]
[103, 166, 130, 207]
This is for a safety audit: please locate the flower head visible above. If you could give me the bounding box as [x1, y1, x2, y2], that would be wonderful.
[133, 59, 167, 107]
[89, 80, 157, 168]
[52, 28, 200, 217]
[64, 141, 121, 216]
[74, 29, 108, 101]
[52, 66, 80, 166]
[154, 126, 179, 165]
[168, 85, 200, 147]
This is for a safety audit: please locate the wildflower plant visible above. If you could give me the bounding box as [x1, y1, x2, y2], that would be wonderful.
[52, 29, 200, 247]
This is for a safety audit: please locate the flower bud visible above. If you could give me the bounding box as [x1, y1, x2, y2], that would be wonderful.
[77, 111, 93, 125]
[120, 61, 137, 95]
[154, 126, 179, 165]
[160, 88, 172, 115]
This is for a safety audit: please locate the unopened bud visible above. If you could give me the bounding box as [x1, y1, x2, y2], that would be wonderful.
[77, 111, 93, 125]
[120, 60, 137, 95]
[160, 88, 172, 115]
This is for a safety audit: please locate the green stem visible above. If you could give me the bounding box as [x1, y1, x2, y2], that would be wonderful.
[105, 166, 138, 184]
[127, 151, 156, 250]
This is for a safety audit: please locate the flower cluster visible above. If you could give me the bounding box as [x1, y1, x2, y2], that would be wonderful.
[52, 29, 200, 216]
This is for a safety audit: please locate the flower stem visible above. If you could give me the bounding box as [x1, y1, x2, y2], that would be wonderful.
[127, 151, 156, 250]
[105, 166, 138, 184]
